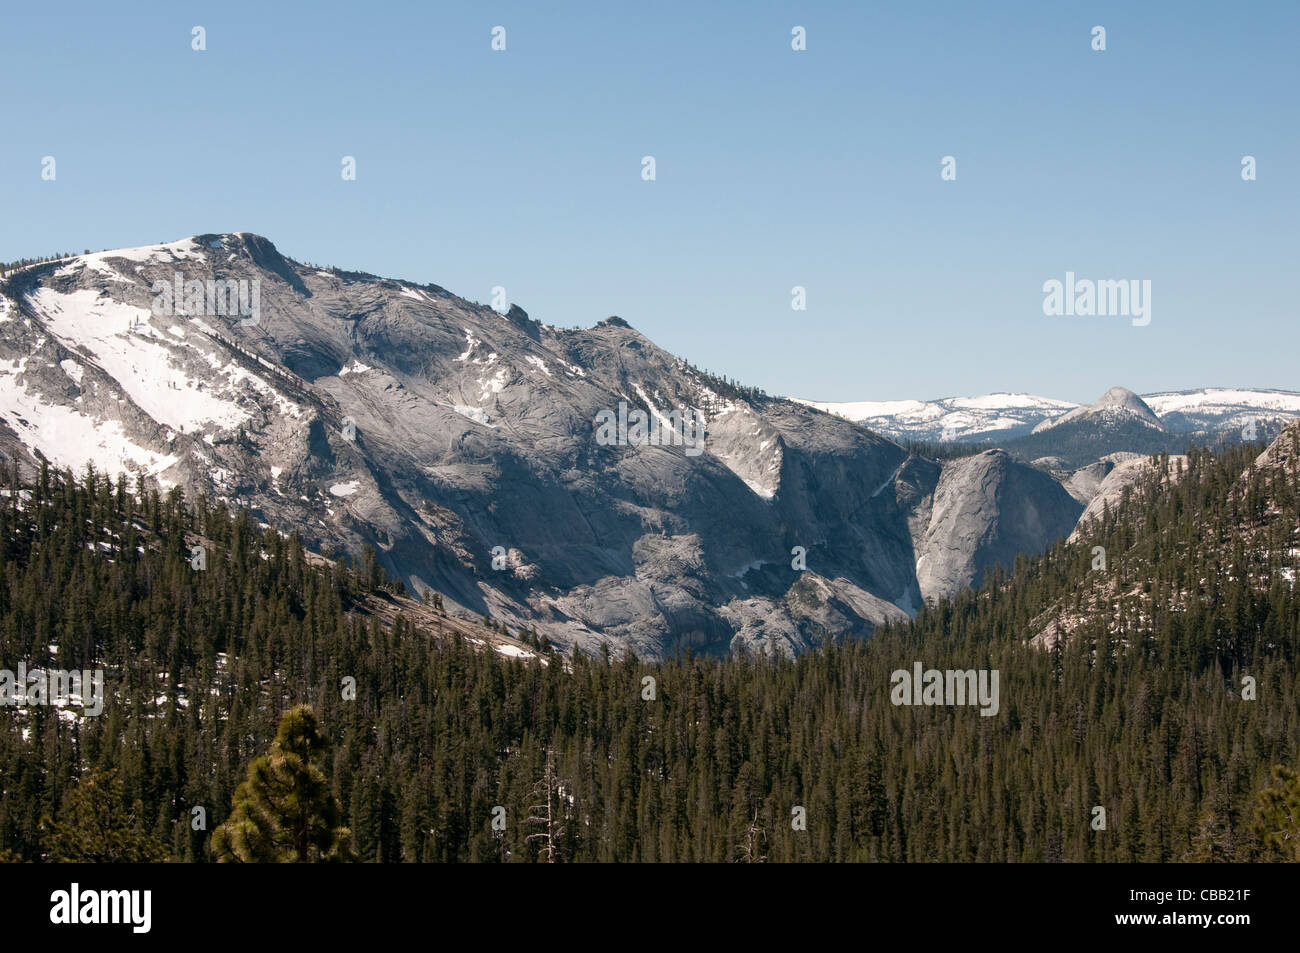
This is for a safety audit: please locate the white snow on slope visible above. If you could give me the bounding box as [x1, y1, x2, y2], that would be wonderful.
[0, 360, 179, 483]
[27, 288, 250, 432]
[632, 384, 683, 437]
[455, 330, 480, 362]
[793, 393, 1078, 441]
[59, 360, 83, 384]
[806, 398, 938, 421]
[796, 394, 1079, 420]
[54, 238, 203, 280]
[950, 393, 1077, 411]
[495, 644, 536, 659]
[329, 481, 360, 497]
[1143, 389, 1300, 415]
[215, 357, 303, 420]
[452, 404, 493, 427]
[478, 368, 508, 401]
[796, 389, 1300, 443]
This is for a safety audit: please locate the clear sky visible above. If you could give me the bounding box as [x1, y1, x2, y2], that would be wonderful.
[2, 0, 1296, 404]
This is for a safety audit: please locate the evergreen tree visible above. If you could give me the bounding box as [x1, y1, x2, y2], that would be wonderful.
[212, 705, 355, 862]
[0, 430, 1297, 863]
[1253, 764, 1300, 860]
[39, 770, 168, 863]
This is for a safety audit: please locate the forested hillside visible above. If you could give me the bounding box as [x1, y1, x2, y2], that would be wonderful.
[1, 425, 1297, 862]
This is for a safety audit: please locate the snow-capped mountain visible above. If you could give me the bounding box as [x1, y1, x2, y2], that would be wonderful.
[0, 234, 1083, 659]
[798, 387, 1300, 443]
[1143, 388, 1300, 434]
[1030, 386, 1163, 434]
[791, 393, 1078, 443]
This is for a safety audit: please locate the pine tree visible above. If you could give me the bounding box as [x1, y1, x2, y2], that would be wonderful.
[212, 705, 355, 862]
[1253, 764, 1300, 860]
[39, 770, 168, 863]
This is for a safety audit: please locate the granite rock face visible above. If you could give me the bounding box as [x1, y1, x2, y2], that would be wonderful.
[913, 450, 1084, 599]
[0, 235, 1083, 657]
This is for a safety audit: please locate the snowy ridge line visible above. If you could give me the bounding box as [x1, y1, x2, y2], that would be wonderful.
[795, 387, 1300, 443]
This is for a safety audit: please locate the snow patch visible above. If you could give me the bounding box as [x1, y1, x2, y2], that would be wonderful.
[453, 405, 493, 427]
[478, 368, 508, 401]
[0, 367, 179, 484]
[455, 330, 480, 363]
[495, 644, 535, 659]
[27, 288, 251, 431]
[57, 239, 204, 279]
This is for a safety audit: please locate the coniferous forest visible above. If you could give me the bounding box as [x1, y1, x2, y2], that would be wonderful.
[0, 431, 1298, 863]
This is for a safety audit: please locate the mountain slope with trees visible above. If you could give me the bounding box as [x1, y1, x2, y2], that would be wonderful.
[0, 424, 1296, 861]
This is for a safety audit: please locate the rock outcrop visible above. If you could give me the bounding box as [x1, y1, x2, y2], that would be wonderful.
[912, 450, 1083, 599]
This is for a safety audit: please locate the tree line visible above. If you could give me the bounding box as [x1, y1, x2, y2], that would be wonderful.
[0, 434, 1296, 861]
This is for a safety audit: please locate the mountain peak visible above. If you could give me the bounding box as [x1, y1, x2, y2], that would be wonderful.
[1090, 386, 1162, 425]
[1031, 386, 1163, 434]
[1096, 385, 1150, 411]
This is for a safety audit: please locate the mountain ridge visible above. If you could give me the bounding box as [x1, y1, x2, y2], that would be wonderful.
[0, 233, 1085, 659]
[798, 386, 1300, 444]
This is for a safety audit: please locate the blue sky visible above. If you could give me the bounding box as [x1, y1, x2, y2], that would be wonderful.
[2, 1, 1296, 403]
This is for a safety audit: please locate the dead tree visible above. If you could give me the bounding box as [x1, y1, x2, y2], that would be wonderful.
[525, 749, 567, 863]
[739, 807, 768, 863]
